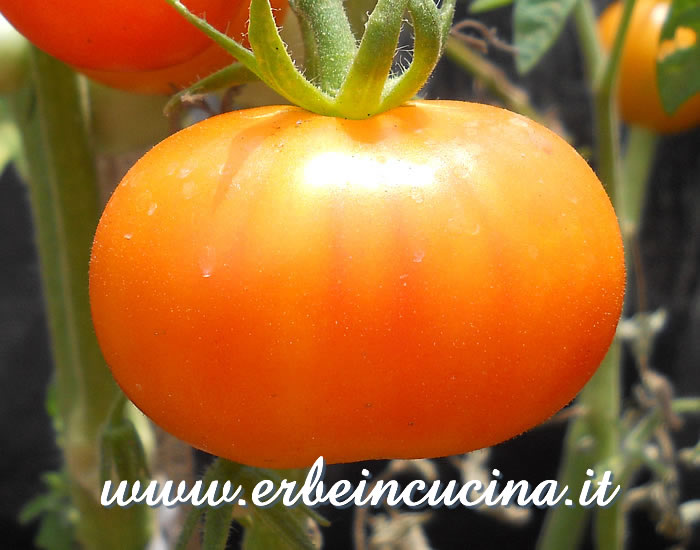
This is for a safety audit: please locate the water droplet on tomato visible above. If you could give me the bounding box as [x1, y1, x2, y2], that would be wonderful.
[200, 245, 216, 278]
[509, 116, 530, 129]
[182, 181, 195, 199]
[410, 188, 424, 204]
[123, 233, 132, 240]
[447, 215, 468, 234]
[225, 182, 241, 200]
[413, 250, 425, 263]
[147, 203, 157, 216]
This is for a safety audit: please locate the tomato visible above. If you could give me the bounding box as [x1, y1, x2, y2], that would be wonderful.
[89, 101, 625, 468]
[598, 0, 700, 133]
[0, 0, 287, 94]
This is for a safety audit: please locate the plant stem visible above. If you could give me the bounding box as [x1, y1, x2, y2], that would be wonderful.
[539, 1, 643, 549]
[13, 47, 152, 549]
[289, 0, 357, 93]
[620, 125, 657, 241]
[536, 344, 621, 550]
[167, 0, 452, 118]
[335, 0, 409, 115]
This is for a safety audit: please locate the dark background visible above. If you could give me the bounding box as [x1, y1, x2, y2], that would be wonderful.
[1, 1, 698, 548]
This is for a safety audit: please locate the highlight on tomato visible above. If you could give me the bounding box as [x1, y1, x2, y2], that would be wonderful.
[89, 101, 626, 468]
[598, 0, 700, 133]
[0, 0, 287, 94]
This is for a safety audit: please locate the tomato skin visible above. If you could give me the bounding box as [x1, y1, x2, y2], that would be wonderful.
[0, 0, 287, 94]
[89, 101, 625, 468]
[598, 0, 700, 133]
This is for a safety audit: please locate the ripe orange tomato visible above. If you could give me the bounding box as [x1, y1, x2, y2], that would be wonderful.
[89, 101, 625, 468]
[598, 0, 700, 133]
[0, 0, 287, 94]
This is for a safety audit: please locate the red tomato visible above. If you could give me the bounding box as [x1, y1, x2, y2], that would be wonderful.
[89, 101, 626, 468]
[598, 0, 700, 133]
[0, 0, 287, 94]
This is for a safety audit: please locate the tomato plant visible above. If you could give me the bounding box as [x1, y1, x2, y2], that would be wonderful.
[89, 101, 626, 468]
[0, 0, 287, 94]
[598, 0, 700, 133]
[10, 0, 700, 547]
[0, 13, 28, 93]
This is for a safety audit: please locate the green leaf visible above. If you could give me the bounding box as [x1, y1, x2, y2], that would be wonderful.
[513, 0, 578, 74]
[470, 0, 514, 14]
[174, 506, 205, 550]
[20, 472, 77, 550]
[243, 514, 319, 550]
[248, 502, 319, 550]
[243, 522, 293, 550]
[184, 460, 322, 550]
[203, 502, 236, 550]
[99, 394, 151, 485]
[657, 0, 700, 114]
[33, 511, 76, 550]
[236, 467, 322, 550]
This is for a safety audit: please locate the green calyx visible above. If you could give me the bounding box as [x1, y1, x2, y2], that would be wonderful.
[165, 0, 456, 119]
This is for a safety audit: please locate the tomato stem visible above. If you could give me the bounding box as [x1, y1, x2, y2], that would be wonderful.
[167, 0, 260, 72]
[248, 0, 339, 112]
[334, 0, 409, 116]
[588, 0, 637, 207]
[289, 0, 357, 94]
[596, 0, 637, 95]
[376, 0, 444, 113]
[164, 62, 260, 117]
[165, 0, 456, 118]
